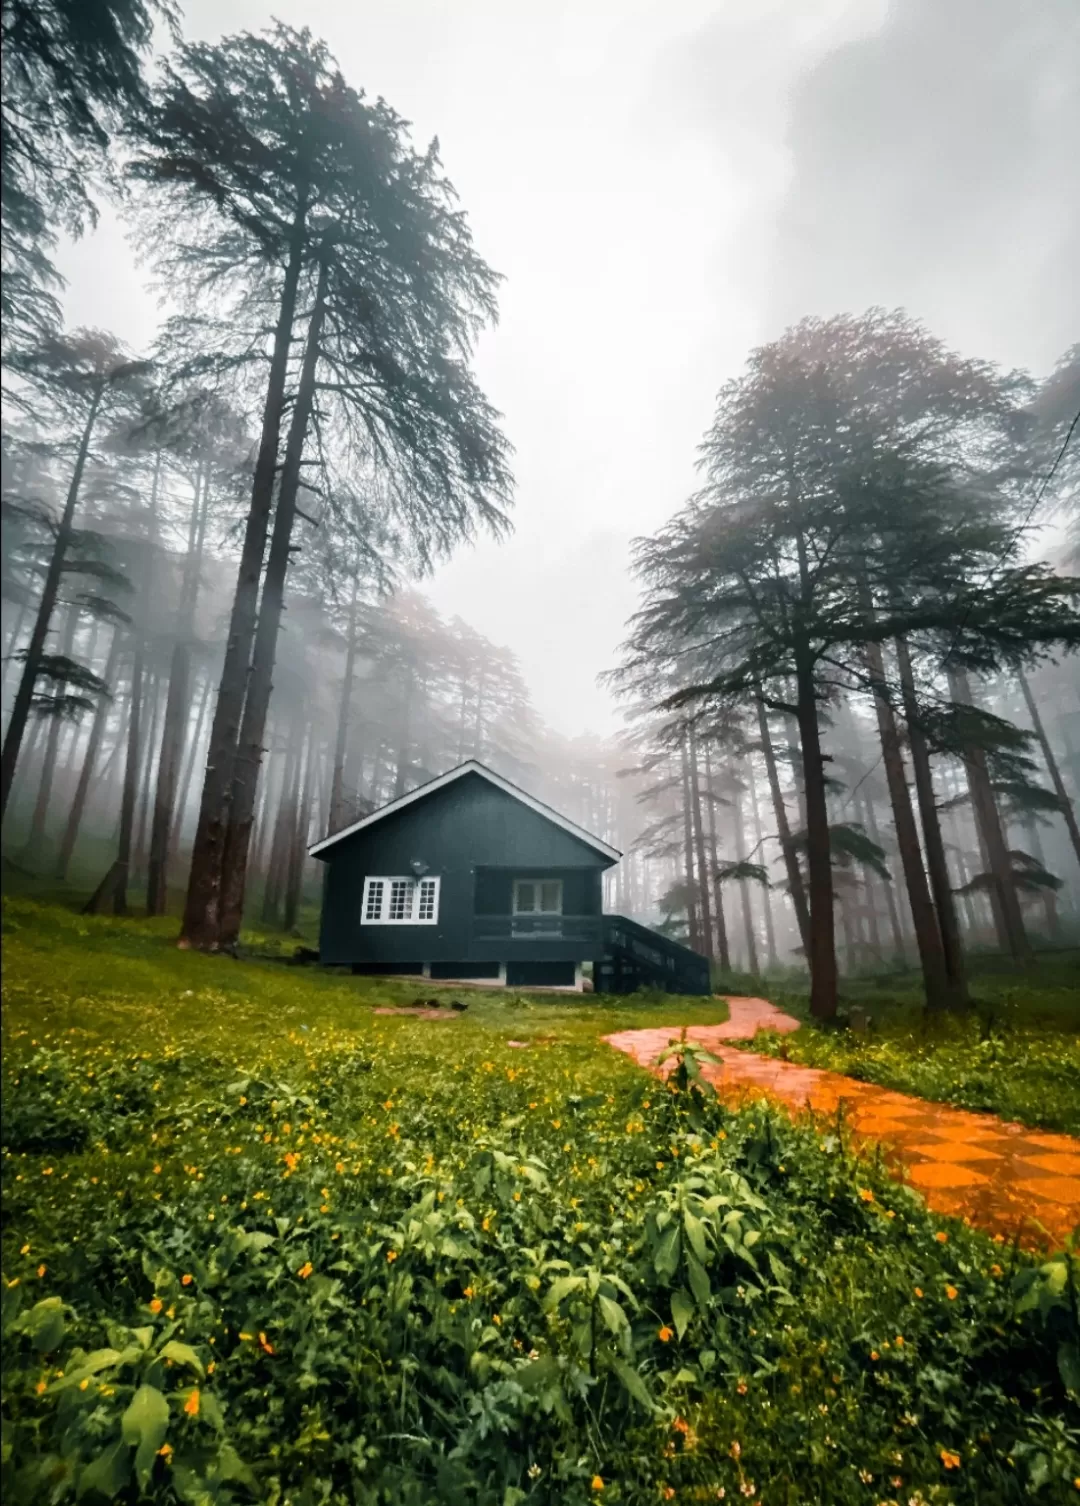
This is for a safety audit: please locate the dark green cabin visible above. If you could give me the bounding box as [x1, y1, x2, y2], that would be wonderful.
[309, 760, 711, 994]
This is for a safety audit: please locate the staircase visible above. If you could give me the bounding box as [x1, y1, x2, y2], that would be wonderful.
[596, 915, 712, 996]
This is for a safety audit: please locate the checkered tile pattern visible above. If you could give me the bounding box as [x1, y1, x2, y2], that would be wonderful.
[604, 999, 1080, 1251]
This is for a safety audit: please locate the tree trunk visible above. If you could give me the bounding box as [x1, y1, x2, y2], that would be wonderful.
[179, 206, 309, 949]
[950, 667, 1033, 965]
[329, 573, 360, 832]
[24, 606, 79, 856]
[85, 642, 143, 916]
[1018, 668, 1080, 874]
[746, 756, 779, 968]
[171, 673, 211, 856]
[687, 722, 715, 961]
[1, 378, 103, 820]
[57, 631, 121, 879]
[148, 463, 210, 915]
[865, 636, 954, 1010]
[793, 650, 837, 1019]
[133, 671, 162, 883]
[284, 725, 317, 932]
[703, 744, 731, 971]
[895, 635, 967, 1003]
[732, 772, 759, 975]
[679, 738, 701, 952]
[217, 255, 329, 947]
[756, 691, 811, 955]
[262, 719, 303, 928]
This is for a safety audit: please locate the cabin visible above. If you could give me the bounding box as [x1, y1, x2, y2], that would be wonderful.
[309, 759, 711, 995]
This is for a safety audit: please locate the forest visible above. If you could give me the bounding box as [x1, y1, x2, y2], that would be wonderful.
[2, 3, 1079, 1505]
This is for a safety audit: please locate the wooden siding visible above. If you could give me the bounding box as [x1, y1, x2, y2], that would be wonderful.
[318, 770, 612, 967]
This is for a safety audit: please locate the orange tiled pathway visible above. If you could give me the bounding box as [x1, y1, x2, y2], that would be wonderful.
[604, 997, 1080, 1250]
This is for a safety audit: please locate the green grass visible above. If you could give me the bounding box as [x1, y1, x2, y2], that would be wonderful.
[2, 898, 1078, 1505]
[744, 959, 1080, 1135]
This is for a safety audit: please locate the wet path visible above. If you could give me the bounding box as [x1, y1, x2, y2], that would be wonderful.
[604, 997, 1080, 1249]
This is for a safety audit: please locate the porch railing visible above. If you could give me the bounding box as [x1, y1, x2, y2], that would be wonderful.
[472, 914, 601, 943]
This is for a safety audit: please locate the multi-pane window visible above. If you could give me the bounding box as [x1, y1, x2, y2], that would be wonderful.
[416, 878, 438, 921]
[364, 879, 385, 922]
[361, 875, 440, 925]
[512, 879, 563, 915]
[512, 878, 563, 935]
[388, 879, 413, 921]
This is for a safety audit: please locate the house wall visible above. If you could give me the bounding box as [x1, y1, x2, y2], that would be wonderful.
[318, 770, 611, 968]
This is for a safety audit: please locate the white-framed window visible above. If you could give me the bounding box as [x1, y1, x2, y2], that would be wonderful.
[361, 875, 440, 925]
[513, 878, 563, 916]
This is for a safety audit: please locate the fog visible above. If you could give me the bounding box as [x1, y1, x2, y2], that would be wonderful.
[53, 1, 1078, 736]
[4, 0, 1078, 960]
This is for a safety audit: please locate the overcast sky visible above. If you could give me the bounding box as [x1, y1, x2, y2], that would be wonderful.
[57, 0, 1080, 737]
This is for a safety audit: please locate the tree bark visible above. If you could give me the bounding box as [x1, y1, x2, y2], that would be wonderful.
[284, 725, 317, 932]
[793, 647, 837, 1019]
[895, 635, 967, 1003]
[702, 743, 731, 971]
[171, 673, 211, 856]
[950, 667, 1033, 965]
[24, 606, 79, 856]
[1018, 668, 1080, 874]
[217, 255, 329, 947]
[678, 737, 701, 952]
[756, 691, 811, 955]
[732, 772, 759, 975]
[746, 755, 778, 968]
[687, 721, 716, 961]
[148, 461, 213, 914]
[329, 573, 360, 832]
[865, 636, 954, 1010]
[179, 203, 309, 949]
[57, 630, 121, 879]
[85, 642, 142, 915]
[1, 377, 103, 820]
[133, 671, 162, 883]
[262, 718, 303, 928]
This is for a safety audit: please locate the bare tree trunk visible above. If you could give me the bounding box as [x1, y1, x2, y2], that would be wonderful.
[57, 631, 121, 879]
[732, 773, 759, 975]
[746, 755, 778, 968]
[679, 738, 701, 952]
[24, 606, 79, 855]
[262, 719, 303, 929]
[793, 647, 837, 1020]
[148, 463, 210, 915]
[284, 725, 317, 932]
[866, 636, 954, 1010]
[756, 691, 811, 955]
[133, 671, 162, 884]
[84, 642, 143, 916]
[1, 378, 104, 820]
[687, 722, 715, 961]
[218, 256, 329, 947]
[950, 667, 1033, 965]
[895, 635, 967, 1003]
[329, 574, 360, 832]
[1018, 668, 1080, 874]
[171, 673, 211, 856]
[702, 744, 730, 971]
[180, 209, 309, 949]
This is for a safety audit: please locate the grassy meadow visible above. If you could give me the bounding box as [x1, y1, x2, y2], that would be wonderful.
[2, 897, 1078, 1505]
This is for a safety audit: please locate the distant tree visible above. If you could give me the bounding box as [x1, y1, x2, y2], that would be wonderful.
[0, 330, 149, 821]
[130, 25, 512, 949]
[1, 0, 173, 347]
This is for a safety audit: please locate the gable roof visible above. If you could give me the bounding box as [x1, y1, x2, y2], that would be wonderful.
[308, 759, 622, 863]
